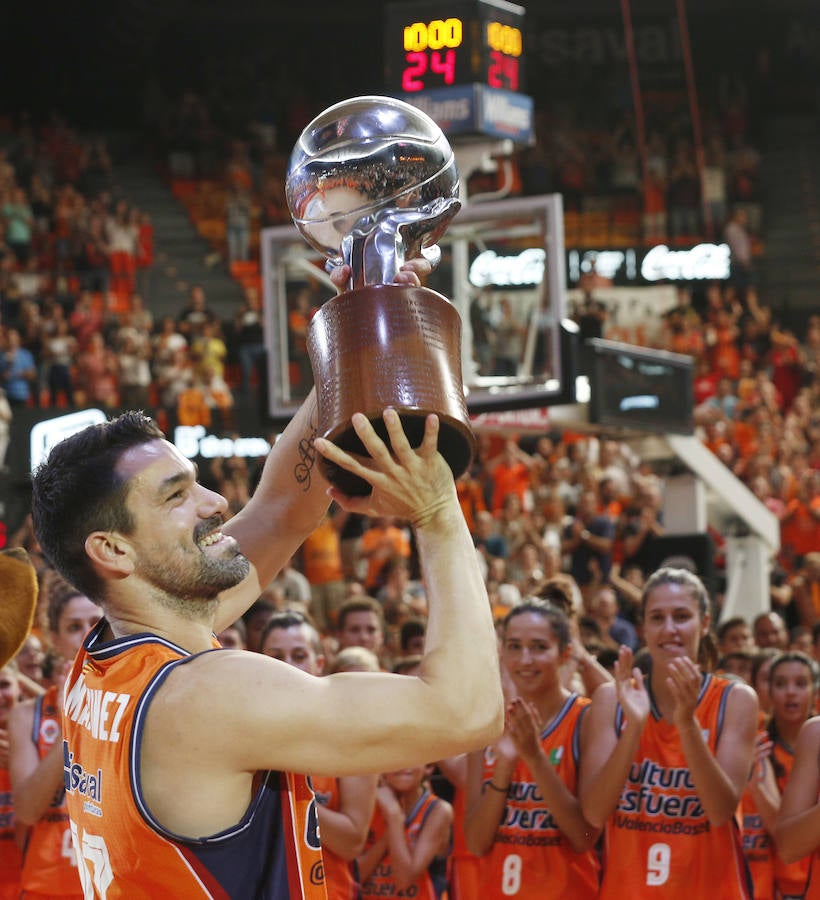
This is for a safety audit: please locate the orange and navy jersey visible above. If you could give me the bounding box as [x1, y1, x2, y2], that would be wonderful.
[0, 766, 22, 900]
[740, 784, 774, 900]
[361, 788, 441, 900]
[312, 776, 357, 900]
[62, 620, 327, 899]
[773, 739, 812, 899]
[600, 673, 752, 899]
[480, 693, 600, 899]
[21, 684, 83, 897]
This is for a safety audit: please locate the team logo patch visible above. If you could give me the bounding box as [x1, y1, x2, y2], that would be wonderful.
[40, 719, 61, 745]
[309, 860, 325, 886]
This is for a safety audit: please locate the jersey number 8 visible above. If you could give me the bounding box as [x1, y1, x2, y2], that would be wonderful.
[502, 853, 523, 895]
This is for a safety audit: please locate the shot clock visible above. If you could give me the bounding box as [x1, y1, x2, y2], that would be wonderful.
[384, 0, 526, 95]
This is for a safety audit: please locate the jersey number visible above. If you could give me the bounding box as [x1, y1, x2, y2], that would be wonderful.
[61, 827, 78, 866]
[501, 853, 522, 895]
[70, 822, 114, 899]
[646, 842, 671, 886]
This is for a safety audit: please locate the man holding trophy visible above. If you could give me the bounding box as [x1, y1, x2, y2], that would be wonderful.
[32, 97, 501, 898]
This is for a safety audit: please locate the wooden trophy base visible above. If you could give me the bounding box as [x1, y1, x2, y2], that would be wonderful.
[307, 284, 476, 496]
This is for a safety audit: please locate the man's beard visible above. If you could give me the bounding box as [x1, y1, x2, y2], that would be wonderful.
[139, 542, 251, 614]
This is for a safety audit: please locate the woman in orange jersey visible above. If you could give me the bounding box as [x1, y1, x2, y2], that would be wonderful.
[0, 663, 24, 900]
[465, 600, 601, 898]
[261, 611, 377, 900]
[580, 567, 758, 899]
[741, 730, 780, 900]
[8, 580, 101, 899]
[759, 652, 819, 900]
[357, 764, 453, 900]
[775, 716, 820, 898]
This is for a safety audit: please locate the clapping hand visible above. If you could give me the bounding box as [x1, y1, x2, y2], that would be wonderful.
[613, 645, 650, 728]
[506, 697, 543, 764]
[666, 656, 702, 729]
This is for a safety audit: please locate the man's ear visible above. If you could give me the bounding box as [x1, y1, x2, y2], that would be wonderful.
[85, 531, 135, 579]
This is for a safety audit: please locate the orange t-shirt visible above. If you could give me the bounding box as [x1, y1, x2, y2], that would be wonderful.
[781, 499, 820, 559]
[302, 519, 344, 586]
[360, 526, 411, 590]
[490, 463, 531, 514]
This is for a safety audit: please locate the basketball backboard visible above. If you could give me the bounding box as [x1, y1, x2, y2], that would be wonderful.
[260, 192, 568, 425]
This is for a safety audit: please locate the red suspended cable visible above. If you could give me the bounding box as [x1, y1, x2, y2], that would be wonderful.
[676, 0, 713, 239]
[619, 0, 650, 217]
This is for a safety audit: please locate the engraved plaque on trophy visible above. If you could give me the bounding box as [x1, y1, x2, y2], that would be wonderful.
[286, 95, 476, 495]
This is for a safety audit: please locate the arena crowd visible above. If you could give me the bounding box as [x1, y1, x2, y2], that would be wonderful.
[1, 68, 820, 897]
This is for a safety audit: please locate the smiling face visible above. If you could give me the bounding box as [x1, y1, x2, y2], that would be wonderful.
[643, 581, 709, 670]
[770, 659, 816, 730]
[502, 611, 567, 699]
[115, 440, 250, 608]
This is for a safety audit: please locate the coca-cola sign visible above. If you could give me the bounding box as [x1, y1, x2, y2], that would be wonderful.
[640, 243, 730, 282]
[470, 243, 731, 289]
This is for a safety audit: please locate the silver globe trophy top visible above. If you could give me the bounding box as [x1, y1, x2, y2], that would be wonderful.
[284, 95, 475, 496]
[285, 95, 461, 290]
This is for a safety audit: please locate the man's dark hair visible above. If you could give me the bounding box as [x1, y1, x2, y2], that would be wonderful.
[399, 617, 426, 653]
[31, 412, 165, 601]
[716, 616, 749, 643]
[260, 609, 323, 656]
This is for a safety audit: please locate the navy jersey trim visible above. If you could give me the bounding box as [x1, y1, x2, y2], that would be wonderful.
[31, 692, 44, 745]
[129, 650, 273, 845]
[540, 692, 578, 741]
[84, 617, 192, 660]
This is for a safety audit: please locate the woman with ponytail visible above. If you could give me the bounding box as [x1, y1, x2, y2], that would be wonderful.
[464, 598, 601, 898]
[579, 566, 758, 899]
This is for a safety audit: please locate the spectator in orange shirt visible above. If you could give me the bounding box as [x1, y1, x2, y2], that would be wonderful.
[359, 516, 411, 592]
[456, 468, 487, 533]
[300, 507, 348, 632]
[486, 438, 538, 514]
[781, 473, 820, 571]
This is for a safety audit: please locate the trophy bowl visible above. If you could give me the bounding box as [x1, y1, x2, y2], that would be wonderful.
[286, 95, 476, 496]
[286, 95, 459, 267]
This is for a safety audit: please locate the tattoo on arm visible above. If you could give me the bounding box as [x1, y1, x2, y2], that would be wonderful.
[294, 402, 319, 491]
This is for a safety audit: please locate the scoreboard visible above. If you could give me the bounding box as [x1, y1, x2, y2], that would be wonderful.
[384, 0, 533, 143]
[384, 0, 526, 94]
